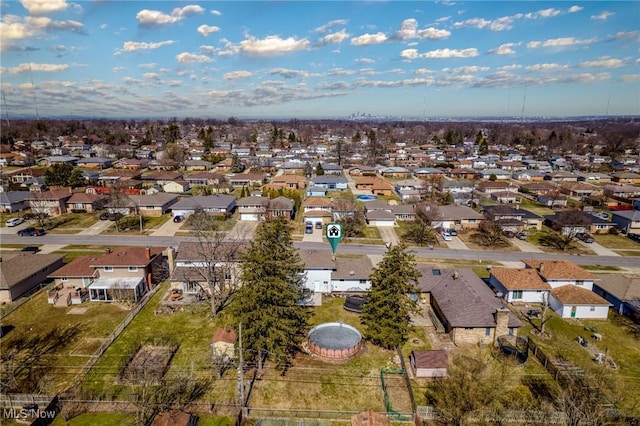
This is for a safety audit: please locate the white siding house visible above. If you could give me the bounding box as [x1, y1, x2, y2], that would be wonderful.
[549, 285, 610, 319]
[489, 268, 551, 304]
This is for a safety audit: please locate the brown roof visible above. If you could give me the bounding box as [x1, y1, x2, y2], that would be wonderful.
[150, 410, 193, 426]
[522, 259, 596, 281]
[66, 192, 106, 204]
[411, 350, 449, 369]
[490, 268, 551, 290]
[30, 189, 74, 201]
[271, 175, 306, 183]
[298, 248, 335, 269]
[551, 285, 610, 306]
[333, 257, 372, 280]
[90, 246, 164, 267]
[303, 197, 333, 207]
[211, 327, 237, 345]
[47, 255, 97, 278]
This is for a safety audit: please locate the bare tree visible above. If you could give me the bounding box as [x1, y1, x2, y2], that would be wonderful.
[403, 202, 441, 247]
[471, 216, 510, 248]
[542, 209, 590, 251]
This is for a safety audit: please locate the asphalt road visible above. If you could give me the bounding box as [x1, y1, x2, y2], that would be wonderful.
[2, 233, 639, 268]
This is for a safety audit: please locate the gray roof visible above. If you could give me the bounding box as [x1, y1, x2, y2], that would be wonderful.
[298, 248, 336, 269]
[311, 176, 348, 184]
[128, 193, 179, 206]
[0, 191, 31, 204]
[366, 209, 396, 220]
[416, 268, 523, 328]
[594, 274, 640, 302]
[0, 253, 65, 289]
[611, 210, 640, 221]
[332, 257, 372, 280]
[172, 194, 236, 210]
[439, 205, 484, 220]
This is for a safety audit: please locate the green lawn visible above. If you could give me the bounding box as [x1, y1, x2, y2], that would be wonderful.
[594, 234, 640, 249]
[1, 291, 130, 393]
[46, 213, 100, 231]
[527, 228, 596, 255]
[51, 413, 134, 426]
[613, 250, 640, 256]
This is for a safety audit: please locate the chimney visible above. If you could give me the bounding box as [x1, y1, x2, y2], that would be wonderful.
[538, 262, 544, 274]
[145, 247, 151, 260]
[166, 246, 175, 274]
[494, 307, 511, 346]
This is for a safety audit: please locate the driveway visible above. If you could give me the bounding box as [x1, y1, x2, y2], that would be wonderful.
[577, 240, 619, 257]
[377, 226, 400, 246]
[227, 221, 258, 240]
[77, 219, 113, 235]
[510, 236, 544, 253]
[302, 226, 323, 243]
[444, 236, 468, 250]
[150, 217, 184, 237]
[343, 171, 369, 196]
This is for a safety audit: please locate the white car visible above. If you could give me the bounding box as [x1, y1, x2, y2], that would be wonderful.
[440, 231, 452, 241]
[6, 217, 24, 227]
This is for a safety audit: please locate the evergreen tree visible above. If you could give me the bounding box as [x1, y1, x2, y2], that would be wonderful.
[45, 163, 85, 188]
[303, 161, 313, 178]
[228, 218, 310, 371]
[231, 153, 244, 173]
[315, 163, 324, 176]
[361, 244, 421, 349]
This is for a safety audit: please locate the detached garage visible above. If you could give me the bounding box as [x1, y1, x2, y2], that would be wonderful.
[549, 285, 611, 319]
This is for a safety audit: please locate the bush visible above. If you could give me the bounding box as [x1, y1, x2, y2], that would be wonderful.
[608, 227, 619, 235]
[118, 216, 144, 230]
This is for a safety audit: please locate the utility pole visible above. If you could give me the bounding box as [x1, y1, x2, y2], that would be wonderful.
[237, 322, 244, 407]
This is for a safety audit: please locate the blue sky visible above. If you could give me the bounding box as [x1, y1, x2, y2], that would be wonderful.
[1, 1, 639, 119]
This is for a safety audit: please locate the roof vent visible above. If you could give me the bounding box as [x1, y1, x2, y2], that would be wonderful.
[349, 270, 355, 276]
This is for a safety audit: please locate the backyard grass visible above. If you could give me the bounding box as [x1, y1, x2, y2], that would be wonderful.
[81, 282, 237, 403]
[51, 412, 134, 425]
[593, 234, 640, 249]
[521, 310, 640, 416]
[0, 291, 130, 393]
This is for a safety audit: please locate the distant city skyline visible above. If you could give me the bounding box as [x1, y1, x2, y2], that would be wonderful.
[1, 1, 639, 119]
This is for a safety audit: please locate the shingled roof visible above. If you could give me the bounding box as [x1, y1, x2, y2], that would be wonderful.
[490, 267, 551, 291]
[522, 259, 596, 281]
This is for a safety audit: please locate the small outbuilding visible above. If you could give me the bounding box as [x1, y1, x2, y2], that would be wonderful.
[409, 350, 448, 378]
[211, 327, 237, 360]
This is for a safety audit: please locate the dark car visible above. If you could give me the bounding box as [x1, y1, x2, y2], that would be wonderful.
[305, 221, 313, 234]
[21, 246, 40, 253]
[576, 232, 594, 243]
[503, 230, 515, 238]
[448, 228, 457, 236]
[100, 212, 123, 221]
[18, 227, 36, 236]
[315, 222, 323, 229]
[173, 215, 184, 223]
[627, 233, 640, 243]
[516, 232, 527, 241]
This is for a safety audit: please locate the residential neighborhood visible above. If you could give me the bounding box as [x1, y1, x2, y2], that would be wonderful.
[1, 117, 639, 425]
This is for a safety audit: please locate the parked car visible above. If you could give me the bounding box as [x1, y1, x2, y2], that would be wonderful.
[305, 221, 313, 234]
[18, 227, 45, 236]
[173, 215, 184, 223]
[627, 233, 640, 243]
[99, 212, 123, 221]
[516, 232, 528, 241]
[503, 230, 515, 238]
[576, 232, 594, 243]
[21, 246, 40, 253]
[315, 222, 323, 229]
[448, 228, 457, 236]
[440, 231, 452, 241]
[6, 218, 24, 227]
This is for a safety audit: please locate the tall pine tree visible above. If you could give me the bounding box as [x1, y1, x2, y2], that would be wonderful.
[362, 244, 421, 349]
[228, 218, 310, 371]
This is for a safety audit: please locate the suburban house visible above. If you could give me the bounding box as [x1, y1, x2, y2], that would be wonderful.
[75, 157, 112, 169]
[29, 189, 74, 216]
[211, 327, 237, 359]
[168, 242, 245, 297]
[171, 195, 237, 218]
[489, 267, 551, 303]
[592, 274, 640, 317]
[0, 253, 65, 303]
[46, 255, 99, 305]
[266, 196, 295, 220]
[410, 350, 448, 378]
[522, 259, 597, 290]
[184, 172, 226, 187]
[65, 191, 108, 213]
[236, 196, 270, 221]
[537, 192, 568, 207]
[549, 285, 610, 319]
[611, 171, 640, 184]
[163, 180, 191, 193]
[128, 193, 179, 217]
[306, 186, 328, 197]
[0, 191, 32, 213]
[331, 256, 373, 293]
[436, 205, 484, 230]
[268, 174, 306, 190]
[227, 173, 266, 188]
[354, 177, 394, 196]
[416, 268, 523, 345]
[310, 175, 348, 190]
[484, 205, 544, 231]
[544, 211, 614, 235]
[299, 248, 335, 304]
[365, 209, 396, 227]
[610, 210, 640, 234]
[87, 246, 166, 302]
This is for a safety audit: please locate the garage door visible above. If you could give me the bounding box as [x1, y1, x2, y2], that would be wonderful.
[241, 213, 259, 221]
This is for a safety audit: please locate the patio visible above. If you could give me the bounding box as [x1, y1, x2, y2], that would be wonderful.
[48, 285, 89, 307]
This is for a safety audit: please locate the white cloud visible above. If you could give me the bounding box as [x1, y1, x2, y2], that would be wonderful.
[525, 8, 561, 19]
[579, 58, 624, 68]
[197, 24, 220, 36]
[121, 40, 175, 52]
[175, 52, 213, 63]
[318, 29, 349, 45]
[527, 37, 597, 49]
[136, 5, 204, 26]
[350, 32, 388, 46]
[112, 66, 126, 72]
[526, 63, 570, 72]
[453, 17, 491, 29]
[138, 63, 157, 69]
[9, 62, 69, 74]
[414, 68, 433, 75]
[619, 74, 640, 83]
[223, 71, 254, 80]
[498, 64, 522, 71]
[210, 9, 222, 16]
[450, 65, 489, 73]
[400, 49, 418, 60]
[1, 15, 84, 41]
[238, 35, 310, 56]
[200, 45, 215, 55]
[393, 19, 450, 41]
[20, 0, 68, 15]
[143, 72, 159, 80]
[314, 19, 348, 33]
[100, 24, 107, 30]
[424, 48, 478, 58]
[269, 68, 309, 79]
[454, 5, 580, 32]
[591, 11, 614, 20]
[489, 42, 518, 55]
[356, 57, 375, 64]
[568, 5, 583, 13]
[563, 72, 609, 84]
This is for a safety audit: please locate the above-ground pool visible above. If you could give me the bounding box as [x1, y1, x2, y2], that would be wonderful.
[307, 322, 363, 360]
[357, 195, 378, 201]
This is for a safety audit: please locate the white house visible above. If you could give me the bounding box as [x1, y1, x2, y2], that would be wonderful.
[549, 285, 610, 319]
[523, 259, 596, 290]
[299, 249, 335, 296]
[489, 267, 551, 303]
[330, 257, 372, 292]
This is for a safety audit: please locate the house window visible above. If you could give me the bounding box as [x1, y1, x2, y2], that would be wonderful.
[359, 279, 367, 284]
[61, 277, 68, 282]
[576, 280, 584, 286]
[104, 266, 113, 272]
[508, 327, 515, 336]
[512, 290, 523, 299]
[128, 266, 138, 272]
[590, 306, 596, 311]
[485, 328, 491, 336]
